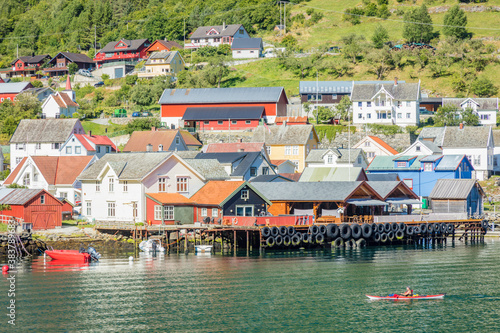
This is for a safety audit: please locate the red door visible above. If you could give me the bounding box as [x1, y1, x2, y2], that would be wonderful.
[32, 211, 57, 230]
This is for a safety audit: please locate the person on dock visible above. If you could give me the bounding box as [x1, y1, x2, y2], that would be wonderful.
[402, 287, 413, 297]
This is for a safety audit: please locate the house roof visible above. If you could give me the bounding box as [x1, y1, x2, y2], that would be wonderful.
[100, 38, 149, 53]
[299, 167, 365, 182]
[367, 136, 398, 155]
[249, 175, 293, 182]
[182, 159, 229, 180]
[0, 189, 51, 205]
[10, 119, 81, 144]
[159, 87, 286, 104]
[367, 155, 424, 171]
[414, 139, 442, 154]
[146, 192, 194, 205]
[429, 179, 484, 200]
[180, 131, 202, 147]
[252, 125, 315, 145]
[492, 130, 500, 148]
[194, 151, 266, 177]
[123, 130, 184, 152]
[190, 24, 244, 39]
[270, 159, 288, 166]
[231, 38, 262, 50]
[145, 40, 183, 52]
[433, 155, 469, 171]
[205, 142, 264, 153]
[145, 51, 180, 65]
[351, 82, 420, 101]
[305, 148, 364, 164]
[279, 173, 301, 181]
[11, 54, 50, 65]
[443, 97, 499, 110]
[51, 92, 78, 108]
[49, 52, 94, 64]
[182, 106, 264, 121]
[275, 116, 308, 124]
[190, 180, 246, 205]
[418, 127, 446, 146]
[367, 181, 418, 200]
[0, 82, 32, 94]
[366, 173, 400, 181]
[441, 126, 492, 148]
[80, 134, 117, 151]
[299, 80, 403, 94]
[3, 157, 27, 184]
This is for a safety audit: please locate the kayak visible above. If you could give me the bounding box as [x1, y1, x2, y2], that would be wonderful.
[366, 294, 445, 300]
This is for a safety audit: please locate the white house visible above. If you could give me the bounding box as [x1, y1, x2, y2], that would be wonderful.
[77, 152, 229, 223]
[353, 136, 399, 162]
[185, 24, 249, 49]
[41, 76, 79, 118]
[9, 118, 85, 170]
[401, 139, 442, 156]
[305, 148, 368, 169]
[350, 78, 421, 127]
[231, 38, 263, 59]
[492, 130, 500, 175]
[3, 155, 96, 205]
[442, 97, 498, 126]
[271, 160, 297, 174]
[60, 133, 117, 158]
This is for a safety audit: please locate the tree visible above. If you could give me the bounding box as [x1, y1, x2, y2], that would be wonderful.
[31, 80, 43, 88]
[471, 77, 498, 97]
[343, 7, 364, 25]
[443, 5, 469, 40]
[335, 96, 351, 121]
[434, 105, 460, 127]
[203, 57, 229, 88]
[461, 107, 480, 126]
[372, 25, 389, 49]
[366, 47, 394, 79]
[341, 34, 365, 64]
[130, 85, 153, 106]
[125, 117, 161, 134]
[403, 4, 435, 43]
[281, 35, 298, 49]
[313, 106, 333, 124]
[68, 63, 78, 75]
[0, 93, 41, 136]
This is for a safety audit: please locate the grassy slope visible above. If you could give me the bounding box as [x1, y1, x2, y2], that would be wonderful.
[80, 120, 127, 136]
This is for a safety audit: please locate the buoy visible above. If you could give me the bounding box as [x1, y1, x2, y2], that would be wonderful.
[2, 265, 9, 273]
[128, 256, 134, 261]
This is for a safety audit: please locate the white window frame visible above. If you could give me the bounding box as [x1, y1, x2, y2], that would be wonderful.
[165, 206, 174, 220]
[96, 181, 101, 192]
[75, 146, 81, 154]
[201, 208, 208, 216]
[158, 177, 167, 192]
[86, 201, 91, 216]
[176, 176, 188, 192]
[123, 181, 128, 192]
[107, 202, 116, 217]
[154, 205, 162, 220]
[108, 177, 114, 192]
[212, 208, 218, 217]
[66, 146, 72, 154]
[292, 146, 299, 155]
[241, 189, 249, 200]
[285, 146, 291, 155]
[424, 163, 432, 172]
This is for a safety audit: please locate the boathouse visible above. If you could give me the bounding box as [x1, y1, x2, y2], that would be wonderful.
[429, 179, 485, 216]
[145, 193, 194, 225]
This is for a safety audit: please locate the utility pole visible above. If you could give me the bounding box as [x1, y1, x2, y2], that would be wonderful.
[183, 18, 186, 46]
[16, 44, 18, 58]
[94, 25, 97, 57]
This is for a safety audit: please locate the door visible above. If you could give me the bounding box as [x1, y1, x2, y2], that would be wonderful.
[114, 67, 124, 78]
[32, 211, 57, 229]
[236, 206, 254, 216]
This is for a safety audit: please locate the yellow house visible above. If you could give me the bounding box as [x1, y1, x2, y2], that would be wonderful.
[252, 124, 319, 172]
[138, 51, 185, 78]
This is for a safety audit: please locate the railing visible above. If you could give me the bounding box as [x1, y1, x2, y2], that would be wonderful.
[374, 213, 468, 223]
[0, 215, 24, 225]
[222, 215, 313, 227]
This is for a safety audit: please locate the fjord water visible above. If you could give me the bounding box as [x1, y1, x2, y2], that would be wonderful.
[3, 240, 500, 332]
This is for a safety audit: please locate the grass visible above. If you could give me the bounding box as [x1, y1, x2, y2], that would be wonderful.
[0, 223, 8, 232]
[62, 220, 95, 229]
[81, 120, 128, 136]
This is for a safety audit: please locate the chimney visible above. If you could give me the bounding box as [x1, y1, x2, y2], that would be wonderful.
[239, 138, 243, 143]
[89, 130, 92, 136]
[238, 148, 244, 152]
[146, 143, 153, 152]
[459, 123, 464, 129]
[223, 21, 226, 30]
[394, 77, 398, 86]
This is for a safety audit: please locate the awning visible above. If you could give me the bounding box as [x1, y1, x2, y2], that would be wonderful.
[386, 198, 422, 205]
[347, 199, 388, 206]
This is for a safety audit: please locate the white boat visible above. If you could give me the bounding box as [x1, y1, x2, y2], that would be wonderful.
[139, 239, 165, 252]
[195, 245, 213, 253]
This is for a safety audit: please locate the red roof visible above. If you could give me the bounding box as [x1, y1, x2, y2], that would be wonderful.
[145, 40, 183, 53]
[190, 181, 245, 205]
[123, 130, 182, 152]
[4, 157, 27, 184]
[279, 173, 301, 182]
[271, 159, 288, 166]
[368, 136, 399, 155]
[74, 134, 117, 151]
[275, 117, 308, 125]
[180, 131, 202, 147]
[205, 142, 264, 153]
[147, 193, 194, 205]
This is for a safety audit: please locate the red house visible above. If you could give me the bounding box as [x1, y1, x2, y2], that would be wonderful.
[94, 38, 150, 68]
[0, 189, 63, 229]
[183, 106, 264, 131]
[145, 39, 183, 56]
[43, 52, 95, 77]
[0, 82, 33, 104]
[0, 54, 51, 78]
[159, 87, 288, 129]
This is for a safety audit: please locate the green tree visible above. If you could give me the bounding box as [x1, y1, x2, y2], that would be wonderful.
[313, 106, 333, 124]
[203, 57, 229, 88]
[443, 5, 469, 40]
[335, 96, 351, 121]
[101, 74, 110, 81]
[31, 80, 43, 88]
[0, 93, 41, 135]
[130, 85, 153, 106]
[281, 35, 298, 49]
[343, 7, 364, 25]
[461, 107, 480, 126]
[372, 25, 389, 49]
[434, 105, 460, 127]
[403, 4, 435, 43]
[366, 46, 394, 79]
[341, 34, 365, 64]
[471, 77, 498, 97]
[126, 117, 161, 134]
[125, 74, 138, 86]
[68, 63, 78, 75]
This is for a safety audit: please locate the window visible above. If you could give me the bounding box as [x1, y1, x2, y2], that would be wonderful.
[367, 101, 371, 107]
[245, 120, 251, 125]
[175, 137, 180, 144]
[377, 113, 387, 119]
[368, 152, 375, 158]
[107, 202, 116, 217]
[262, 167, 269, 175]
[165, 206, 174, 220]
[40, 195, 45, 204]
[474, 155, 481, 165]
[36, 143, 41, 149]
[97, 147, 100, 153]
[33, 173, 38, 182]
[292, 160, 300, 171]
[231, 120, 237, 124]
[218, 121, 223, 125]
[106, 147, 110, 153]
[201, 208, 208, 216]
[292, 146, 299, 155]
[60, 192, 68, 199]
[16, 157, 23, 164]
[212, 209, 218, 217]
[406, 101, 411, 107]
[158, 177, 167, 192]
[358, 102, 362, 107]
[397, 101, 403, 108]
[177, 177, 188, 192]
[327, 154, 333, 164]
[66, 146, 72, 154]
[307, 144, 310, 155]
[96, 181, 101, 192]
[108, 178, 114, 192]
[424, 163, 433, 172]
[285, 146, 291, 155]
[52, 143, 60, 150]
[123, 181, 128, 192]
[86, 201, 91, 216]
[367, 113, 371, 119]
[358, 113, 362, 119]
[23, 173, 30, 186]
[481, 114, 490, 120]
[403, 179, 413, 189]
[307, 94, 322, 101]
[397, 161, 406, 167]
[236, 206, 254, 216]
[416, 146, 421, 152]
[364, 142, 370, 147]
[154, 205, 162, 220]
[266, 146, 271, 155]
[16, 144, 25, 150]
[406, 113, 411, 119]
[75, 146, 81, 154]
[250, 167, 257, 177]
[397, 113, 402, 119]
[204, 121, 209, 125]
[357, 157, 362, 164]
[158, 144, 163, 152]
[241, 189, 249, 200]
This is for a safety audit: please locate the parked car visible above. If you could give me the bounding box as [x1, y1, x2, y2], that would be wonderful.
[132, 112, 141, 117]
[94, 81, 104, 87]
[78, 69, 92, 77]
[142, 111, 152, 117]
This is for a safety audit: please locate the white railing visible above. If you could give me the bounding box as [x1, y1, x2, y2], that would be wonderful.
[0, 215, 24, 225]
[374, 213, 469, 223]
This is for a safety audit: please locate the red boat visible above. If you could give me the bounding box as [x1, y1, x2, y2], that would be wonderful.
[366, 294, 445, 300]
[45, 250, 91, 263]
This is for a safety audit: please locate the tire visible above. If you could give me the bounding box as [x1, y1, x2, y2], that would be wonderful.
[377, 224, 385, 233]
[279, 226, 288, 236]
[420, 224, 427, 234]
[373, 232, 381, 242]
[319, 225, 327, 235]
[406, 226, 414, 236]
[283, 235, 291, 247]
[271, 226, 279, 237]
[372, 223, 378, 233]
[346, 239, 355, 247]
[340, 224, 351, 240]
[413, 226, 421, 235]
[388, 231, 395, 241]
[287, 226, 296, 236]
[482, 220, 489, 230]
[302, 233, 310, 244]
[433, 223, 441, 233]
[380, 233, 388, 243]
[333, 237, 344, 247]
[440, 223, 447, 233]
[266, 237, 275, 247]
[291, 234, 301, 246]
[384, 223, 391, 232]
[356, 238, 367, 248]
[315, 234, 325, 244]
[261, 227, 271, 238]
[447, 224, 455, 233]
[391, 223, 399, 232]
[427, 223, 434, 234]
[296, 233, 303, 242]
[395, 230, 404, 240]
[326, 224, 340, 239]
[351, 223, 362, 239]
[398, 222, 406, 232]
[310, 225, 319, 235]
[275, 235, 283, 246]
[361, 224, 373, 238]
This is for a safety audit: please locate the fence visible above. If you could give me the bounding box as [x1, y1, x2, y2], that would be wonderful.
[223, 215, 313, 227]
[374, 213, 468, 223]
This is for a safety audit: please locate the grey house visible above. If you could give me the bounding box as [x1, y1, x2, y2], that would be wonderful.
[429, 179, 485, 216]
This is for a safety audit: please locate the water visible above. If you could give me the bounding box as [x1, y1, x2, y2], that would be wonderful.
[2, 240, 500, 332]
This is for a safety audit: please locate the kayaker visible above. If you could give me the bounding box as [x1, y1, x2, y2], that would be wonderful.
[402, 287, 413, 297]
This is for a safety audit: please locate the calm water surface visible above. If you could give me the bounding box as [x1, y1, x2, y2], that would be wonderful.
[2, 240, 500, 332]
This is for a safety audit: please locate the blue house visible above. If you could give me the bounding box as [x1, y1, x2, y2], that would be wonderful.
[366, 154, 473, 199]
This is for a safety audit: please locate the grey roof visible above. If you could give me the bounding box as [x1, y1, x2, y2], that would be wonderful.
[0, 82, 31, 94]
[299, 80, 402, 94]
[11, 54, 50, 65]
[10, 119, 80, 144]
[49, 52, 94, 64]
[182, 106, 264, 121]
[351, 82, 420, 101]
[190, 24, 244, 39]
[194, 151, 265, 177]
[429, 179, 483, 200]
[421, 97, 442, 103]
[100, 39, 149, 53]
[417, 139, 442, 154]
[231, 38, 262, 50]
[252, 125, 315, 145]
[305, 148, 363, 164]
[0, 189, 45, 205]
[442, 126, 491, 148]
[175, 150, 200, 159]
[434, 155, 467, 171]
[145, 50, 179, 65]
[252, 181, 366, 201]
[183, 159, 229, 180]
[492, 130, 500, 148]
[249, 175, 293, 182]
[78, 152, 173, 180]
[366, 173, 400, 181]
[159, 87, 286, 104]
[367, 181, 401, 199]
[442, 97, 499, 110]
[299, 167, 364, 182]
[418, 127, 446, 146]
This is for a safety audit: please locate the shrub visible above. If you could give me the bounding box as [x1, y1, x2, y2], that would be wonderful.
[367, 124, 403, 135]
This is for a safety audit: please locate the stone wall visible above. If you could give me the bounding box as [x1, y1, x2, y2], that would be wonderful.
[196, 131, 255, 145]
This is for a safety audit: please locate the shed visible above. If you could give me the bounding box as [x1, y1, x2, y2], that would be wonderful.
[145, 193, 194, 225]
[429, 179, 485, 216]
[0, 189, 63, 229]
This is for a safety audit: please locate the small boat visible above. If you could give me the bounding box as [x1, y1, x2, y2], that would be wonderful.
[139, 239, 165, 252]
[195, 245, 213, 253]
[45, 245, 101, 263]
[366, 294, 445, 300]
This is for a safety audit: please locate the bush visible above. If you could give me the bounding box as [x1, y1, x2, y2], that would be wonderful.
[367, 124, 403, 135]
[314, 125, 355, 141]
[306, 8, 314, 15]
[101, 74, 110, 80]
[405, 125, 418, 135]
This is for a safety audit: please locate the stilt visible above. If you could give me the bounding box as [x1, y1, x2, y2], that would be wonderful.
[246, 230, 249, 254]
[177, 230, 180, 253]
[184, 229, 188, 252]
[233, 230, 237, 253]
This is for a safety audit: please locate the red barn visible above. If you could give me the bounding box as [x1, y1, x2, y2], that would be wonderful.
[159, 87, 288, 129]
[0, 189, 63, 229]
[0, 82, 33, 103]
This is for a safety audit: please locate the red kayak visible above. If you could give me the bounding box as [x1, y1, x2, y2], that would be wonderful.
[45, 250, 91, 263]
[366, 294, 445, 300]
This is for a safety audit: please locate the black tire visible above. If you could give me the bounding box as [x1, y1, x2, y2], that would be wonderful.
[372, 223, 378, 233]
[296, 233, 303, 242]
[287, 226, 296, 236]
[291, 234, 301, 246]
[346, 239, 355, 247]
[310, 225, 319, 235]
[302, 233, 310, 244]
[380, 233, 388, 243]
[373, 232, 381, 242]
[271, 226, 279, 237]
[482, 220, 489, 230]
[406, 226, 414, 236]
[333, 237, 344, 247]
[433, 223, 441, 233]
[447, 224, 455, 233]
[319, 225, 327, 235]
[340, 224, 351, 240]
[266, 237, 275, 247]
[391, 223, 399, 232]
[384, 223, 391, 232]
[351, 223, 362, 239]
[395, 230, 404, 240]
[440, 223, 447, 233]
[315, 234, 325, 244]
[356, 238, 367, 248]
[427, 223, 434, 234]
[388, 231, 395, 241]
[279, 226, 287, 236]
[398, 222, 406, 232]
[413, 226, 421, 235]
[261, 227, 271, 238]
[275, 235, 283, 246]
[361, 224, 373, 238]
[283, 235, 291, 247]
[420, 224, 427, 234]
[327, 224, 340, 239]
[377, 224, 385, 233]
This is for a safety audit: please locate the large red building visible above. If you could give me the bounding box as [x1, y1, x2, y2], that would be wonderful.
[0, 55, 51, 78]
[94, 38, 150, 68]
[159, 87, 288, 129]
[0, 82, 33, 104]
